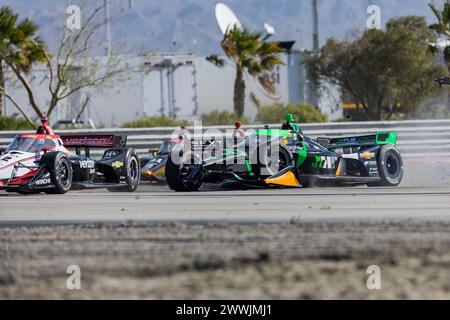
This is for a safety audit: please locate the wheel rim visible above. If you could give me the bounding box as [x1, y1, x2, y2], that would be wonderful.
[128, 157, 138, 182]
[58, 161, 71, 187]
[386, 154, 399, 178]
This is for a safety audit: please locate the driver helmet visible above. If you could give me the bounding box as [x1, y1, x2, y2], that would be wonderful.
[283, 114, 303, 134]
[285, 114, 295, 123]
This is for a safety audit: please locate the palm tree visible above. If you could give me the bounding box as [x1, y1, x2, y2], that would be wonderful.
[207, 25, 285, 117]
[0, 6, 46, 121]
[429, 1, 450, 72]
[428, 1, 450, 115]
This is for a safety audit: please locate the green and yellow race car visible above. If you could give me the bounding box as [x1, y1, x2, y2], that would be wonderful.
[165, 114, 403, 191]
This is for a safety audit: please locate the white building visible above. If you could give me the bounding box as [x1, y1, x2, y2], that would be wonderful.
[3, 51, 339, 127]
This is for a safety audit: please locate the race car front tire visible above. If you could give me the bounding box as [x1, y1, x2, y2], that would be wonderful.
[368, 145, 403, 187]
[40, 152, 73, 194]
[108, 149, 140, 192]
[166, 152, 201, 192]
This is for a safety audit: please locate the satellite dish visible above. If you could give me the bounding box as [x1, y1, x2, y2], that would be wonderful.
[264, 23, 275, 36]
[262, 22, 275, 41]
[429, 38, 450, 49]
[215, 3, 242, 34]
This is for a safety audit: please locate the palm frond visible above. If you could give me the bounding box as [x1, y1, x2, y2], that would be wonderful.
[429, 23, 446, 34]
[221, 38, 237, 59]
[246, 60, 263, 76]
[260, 56, 285, 70]
[17, 19, 39, 38]
[443, 3, 450, 26]
[0, 6, 47, 73]
[206, 54, 225, 68]
[429, 3, 443, 23]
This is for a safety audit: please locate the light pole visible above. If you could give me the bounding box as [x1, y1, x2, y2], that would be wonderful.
[310, 0, 320, 107]
[104, 0, 112, 57]
[312, 0, 319, 55]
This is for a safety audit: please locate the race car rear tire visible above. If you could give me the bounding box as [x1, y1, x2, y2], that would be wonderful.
[108, 149, 140, 192]
[368, 145, 403, 187]
[40, 152, 73, 194]
[166, 152, 201, 192]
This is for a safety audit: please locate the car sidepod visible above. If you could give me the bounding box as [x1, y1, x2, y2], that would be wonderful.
[70, 157, 96, 182]
[93, 148, 129, 183]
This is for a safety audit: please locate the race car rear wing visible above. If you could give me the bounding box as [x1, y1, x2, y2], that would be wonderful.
[320, 131, 397, 150]
[60, 134, 127, 157]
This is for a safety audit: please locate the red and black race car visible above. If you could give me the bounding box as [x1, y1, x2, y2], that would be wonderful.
[0, 119, 140, 194]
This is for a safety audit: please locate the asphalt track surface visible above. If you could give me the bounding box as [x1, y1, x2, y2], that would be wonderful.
[1, 161, 450, 226]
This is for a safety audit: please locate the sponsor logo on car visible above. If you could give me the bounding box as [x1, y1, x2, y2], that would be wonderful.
[104, 151, 118, 158]
[61, 135, 115, 147]
[360, 151, 375, 159]
[79, 160, 95, 169]
[35, 178, 51, 185]
[112, 161, 124, 168]
[312, 156, 337, 169]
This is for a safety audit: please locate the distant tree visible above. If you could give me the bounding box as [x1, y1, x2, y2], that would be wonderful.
[0, 6, 47, 126]
[201, 110, 250, 125]
[122, 116, 190, 128]
[207, 25, 285, 117]
[306, 16, 445, 120]
[256, 103, 327, 124]
[0, 2, 125, 127]
[43, 2, 125, 120]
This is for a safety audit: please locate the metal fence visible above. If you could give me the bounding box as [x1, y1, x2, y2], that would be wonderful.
[1, 119, 450, 158]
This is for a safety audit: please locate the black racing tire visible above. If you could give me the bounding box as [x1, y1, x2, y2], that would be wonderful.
[166, 152, 201, 192]
[368, 145, 403, 187]
[39, 152, 73, 194]
[108, 149, 140, 192]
